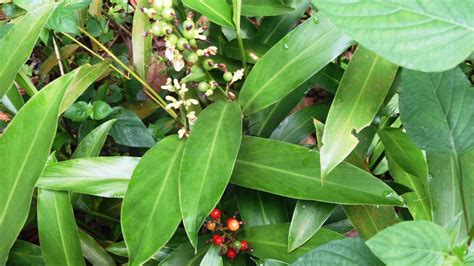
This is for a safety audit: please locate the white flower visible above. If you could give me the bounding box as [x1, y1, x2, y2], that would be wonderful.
[187, 111, 197, 125]
[202, 46, 218, 56]
[194, 27, 207, 40]
[161, 78, 175, 92]
[183, 98, 199, 109]
[178, 127, 187, 139]
[230, 68, 244, 85]
[165, 95, 183, 109]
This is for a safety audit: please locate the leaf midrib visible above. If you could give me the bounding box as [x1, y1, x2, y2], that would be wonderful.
[53, 192, 73, 265]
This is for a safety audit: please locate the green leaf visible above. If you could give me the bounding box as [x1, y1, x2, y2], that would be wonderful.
[37, 189, 85, 265]
[288, 201, 335, 252]
[7, 240, 44, 265]
[234, 186, 288, 228]
[231, 136, 403, 206]
[314, 0, 474, 72]
[320, 46, 398, 178]
[366, 221, 452, 265]
[291, 238, 382, 266]
[342, 205, 398, 240]
[160, 239, 209, 266]
[241, 0, 293, 16]
[240, 223, 343, 263]
[379, 128, 432, 221]
[91, 101, 113, 120]
[399, 67, 474, 155]
[180, 101, 242, 248]
[64, 101, 89, 122]
[256, 0, 310, 45]
[0, 73, 71, 263]
[72, 119, 116, 159]
[460, 150, 474, 232]
[200, 245, 223, 266]
[270, 104, 329, 144]
[223, 39, 270, 64]
[122, 136, 186, 265]
[38, 157, 139, 198]
[47, 3, 80, 34]
[0, 3, 58, 98]
[109, 108, 156, 148]
[78, 229, 115, 266]
[182, 0, 234, 28]
[132, 0, 152, 79]
[39, 44, 80, 77]
[2, 85, 24, 114]
[239, 14, 352, 114]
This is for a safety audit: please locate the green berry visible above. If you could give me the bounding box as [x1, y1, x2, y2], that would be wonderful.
[166, 34, 178, 45]
[198, 81, 209, 92]
[186, 52, 199, 64]
[183, 20, 194, 31]
[162, 23, 173, 35]
[176, 38, 189, 50]
[223, 72, 233, 82]
[189, 38, 197, 46]
[232, 241, 242, 251]
[153, 0, 164, 10]
[150, 22, 163, 36]
[182, 29, 195, 40]
[202, 58, 215, 70]
[161, 7, 175, 21]
[196, 49, 204, 57]
[163, 0, 173, 8]
[191, 65, 201, 72]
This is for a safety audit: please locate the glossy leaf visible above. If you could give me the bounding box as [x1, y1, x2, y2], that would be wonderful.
[291, 238, 382, 266]
[200, 245, 222, 266]
[109, 108, 156, 148]
[241, 0, 293, 16]
[2, 85, 24, 114]
[288, 201, 335, 252]
[223, 39, 270, 64]
[0, 3, 58, 98]
[38, 157, 140, 198]
[182, 0, 234, 28]
[0, 73, 71, 262]
[180, 101, 242, 248]
[160, 239, 209, 266]
[240, 223, 343, 263]
[270, 104, 329, 144]
[342, 205, 398, 240]
[7, 240, 44, 265]
[320, 46, 398, 178]
[132, 0, 152, 79]
[239, 14, 352, 114]
[399, 67, 474, 155]
[315, 0, 474, 72]
[231, 136, 404, 206]
[37, 189, 85, 265]
[460, 150, 474, 231]
[234, 186, 288, 228]
[366, 221, 452, 265]
[72, 119, 116, 159]
[78, 229, 115, 266]
[122, 136, 186, 265]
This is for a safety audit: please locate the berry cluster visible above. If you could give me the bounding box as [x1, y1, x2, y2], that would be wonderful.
[206, 208, 252, 261]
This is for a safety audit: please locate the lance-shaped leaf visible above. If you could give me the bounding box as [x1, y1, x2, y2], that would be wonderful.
[37, 189, 85, 265]
[180, 101, 242, 248]
[239, 14, 352, 115]
[132, 0, 152, 79]
[39, 44, 80, 77]
[78, 229, 115, 266]
[366, 221, 452, 265]
[0, 3, 58, 98]
[320, 46, 398, 178]
[182, 0, 234, 28]
[2, 85, 24, 115]
[72, 119, 116, 159]
[7, 240, 44, 265]
[0, 73, 71, 262]
[288, 201, 335, 252]
[240, 223, 343, 263]
[122, 136, 186, 265]
[231, 136, 403, 206]
[460, 150, 474, 231]
[342, 205, 398, 240]
[241, 0, 293, 16]
[199, 245, 222, 266]
[38, 157, 140, 198]
[399, 67, 474, 155]
[314, 0, 474, 72]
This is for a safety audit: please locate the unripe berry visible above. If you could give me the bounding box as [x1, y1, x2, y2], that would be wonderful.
[189, 38, 197, 46]
[232, 240, 242, 250]
[186, 52, 199, 64]
[240, 240, 248, 251]
[202, 58, 214, 70]
[223, 72, 233, 82]
[161, 7, 175, 21]
[212, 234, 224, 245]
[182, 29, 195, 40]
[183, 19, 195, 31]
[226, 248, 237, 260]
[226, 218, 240, 231]
[162, 23, 173, 35]
[209, 208, 221, 219]
[166, 34, 178, 45]
[196, 49, 204, 57]
[153, 0, 164, 10]
[176, 38, 188, 50]
[206, 221, 216, 231]
[150, 22, 163, 36]
[198, 81, 209, 92]
[163, 0, 173, 8]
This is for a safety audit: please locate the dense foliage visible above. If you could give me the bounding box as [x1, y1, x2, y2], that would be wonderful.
[0, 0, 473, 265]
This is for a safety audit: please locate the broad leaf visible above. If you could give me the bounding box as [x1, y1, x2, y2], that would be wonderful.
[0, 73, 71, 262]
[0, 3, 58, 98]
[72, 119, 116, 159]
[320, 46, 398, 178]
[239, 14, 352, 114]
[342, 205, 398, 240]
[366, 221, 452, 265]
[37, 189, 85, 265]
[399, 67, 474, 155]
[315, 0, 474, 72]
[132, 0, 152, 79]
[109, 108, 156, 148]
[240, 223, 343, 263]
[241, 0, 293, 16]
[7, 240, 44, 265]
[182, 0, 234, 28]
[38, 157, 140, 198]
[291, 238, 382, 266]
[231, 136, 404, 206]
[78, 229, 115, 266]
[180, 101, 242, 248]
[288, 201, 335, 252]
[122, 136, 185, 265]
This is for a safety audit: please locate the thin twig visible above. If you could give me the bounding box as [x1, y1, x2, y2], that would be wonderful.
[52, 37, 65, 76]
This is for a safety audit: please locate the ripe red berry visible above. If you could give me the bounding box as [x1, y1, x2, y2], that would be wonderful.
[240, 240, 248, 251]
[210, 208, 221, 219]
[226, 248, 237, 260]
[227, 218, 240, 231]
[212, 234, 224, 245]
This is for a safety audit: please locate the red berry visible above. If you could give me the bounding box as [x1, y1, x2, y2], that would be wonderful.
[212, 234, 224, 245]
[210, 208, 221, 219]
[240, 240, 248, 251]
[226, 248, 237, 260]
[227, 218, 240, 231]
